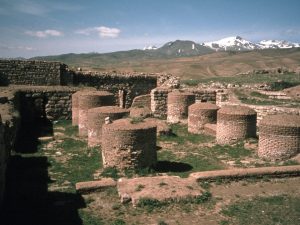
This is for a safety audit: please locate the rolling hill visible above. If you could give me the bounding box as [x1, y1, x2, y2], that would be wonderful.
[31, 41, 300, 80]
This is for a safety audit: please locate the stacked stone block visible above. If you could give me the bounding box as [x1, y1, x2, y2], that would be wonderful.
[0, 60, 72, 86]
[73, 72, 157, 108]
[188, 103, 219, 134]
[150, 88, 171, 119]
[78, 91, 114, 137]
[258, 114, 300, 160]
[101, 118, 157, 171]
[87, 106, 129, 147]
[216, 105, 257, 144]
[167, 91, 195, 123]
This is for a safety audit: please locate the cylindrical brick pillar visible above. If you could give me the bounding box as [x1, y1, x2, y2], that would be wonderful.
[188, 103, 219, 134]
[216, 105, 257, 144]
[167, 91, 195, 123]
[78, 91, 115, 137]
[258, 114, 300, 160]
[87, 106, 130, 147]
[101, 118, 157, 171]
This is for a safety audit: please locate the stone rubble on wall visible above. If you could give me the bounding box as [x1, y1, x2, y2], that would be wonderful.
[157, 74, 180, 88]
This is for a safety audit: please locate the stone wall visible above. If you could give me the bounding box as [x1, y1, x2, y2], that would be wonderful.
[0, 60, 72, 86]
[73, 72, 157, 108]
[0, 88, 20, 208]
[151, 88, 216, 119]
[16, 86, 80, 121]
[151, 88, 171, 119]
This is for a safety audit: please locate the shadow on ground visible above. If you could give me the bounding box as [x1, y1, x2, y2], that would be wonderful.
[2, 154, 86, 225]
[155, 160, 193, 173]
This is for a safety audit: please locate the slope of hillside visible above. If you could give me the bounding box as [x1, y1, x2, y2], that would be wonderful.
[31, 47, 300, 80]
[81, 48, 300, 80]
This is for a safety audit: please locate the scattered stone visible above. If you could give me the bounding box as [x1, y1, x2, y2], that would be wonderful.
[38, 136, 54, 142]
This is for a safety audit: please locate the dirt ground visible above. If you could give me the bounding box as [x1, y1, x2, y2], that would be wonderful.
[82, 177, 300, 225]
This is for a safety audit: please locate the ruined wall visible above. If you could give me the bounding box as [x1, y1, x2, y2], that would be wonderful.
[73, 72, 157, 108]
[0, 60, 72, 86]
[0, 89, 20, 208]
[151, 88, 216, 119]
[216, 91, 300, 124]
[17, 86, 79, 121]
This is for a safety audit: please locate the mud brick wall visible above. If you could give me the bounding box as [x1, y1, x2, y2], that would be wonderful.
[101, 119, 157, 171]
[18, 86, 79, 121]
[258, 115, 300, 160]
[0, 60, 72, 86]
[188, 89, 217, 103]
[150, 88, 172, 119]
[73, 72, 157, 108]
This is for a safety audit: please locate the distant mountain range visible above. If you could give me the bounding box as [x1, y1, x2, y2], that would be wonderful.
[202, 36, 300, 51]
[29, 36, 300, 69]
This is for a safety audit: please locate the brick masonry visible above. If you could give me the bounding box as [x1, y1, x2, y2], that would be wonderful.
[151, 88, 216, 119]
[216, 105, 257, 145]
[0, 60, 72, 86]
[188, 103, 219, 134]
[101, 118, 157, 171]
[87, 106, 130, 147]
[258, 114, 300, 160]
[167, 91, 195, 123]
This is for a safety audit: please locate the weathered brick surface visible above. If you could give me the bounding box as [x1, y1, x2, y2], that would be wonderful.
[188, 103, 219, 134]
[78, 91, 115, 137]
[131, 94, 151, 108]
[0, 60, 72, 86]
[73, 72, 157, 108]
[216, 105, 257, 144]
[167, 91, 195, 123]
[87, 106, 129, 147]
[150, 87, 171, 119]
[101, 119, 157, 171]
[258, 114, 300, 160]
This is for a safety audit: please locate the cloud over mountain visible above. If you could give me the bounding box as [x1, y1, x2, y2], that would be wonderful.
[25, 29, 63, 38]
[75, 26, 121, 38]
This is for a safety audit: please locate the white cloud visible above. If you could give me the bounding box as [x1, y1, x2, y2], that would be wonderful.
[0, 45, 36, 51]
[75, 26, 121, 38]
[25, 29, 63, 38]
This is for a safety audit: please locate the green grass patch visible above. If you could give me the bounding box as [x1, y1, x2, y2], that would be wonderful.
[221, 195, 300, 225]
[158, 124, 213, 145]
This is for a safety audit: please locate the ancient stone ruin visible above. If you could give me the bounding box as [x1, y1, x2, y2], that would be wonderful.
[167, 91, 195, 123]
[87, 106, 130, 147]
[101, 118, 157, 171]
[77, 91, 115, 137]
[216, 105, 257, 145]
[188, 102, 219, 134]
[1, 58, 300, 219]
[258, 114, 300, 160]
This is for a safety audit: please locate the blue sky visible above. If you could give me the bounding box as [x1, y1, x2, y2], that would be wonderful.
[1, 0, 300, 58]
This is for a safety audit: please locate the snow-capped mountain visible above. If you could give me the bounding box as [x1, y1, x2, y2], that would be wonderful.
[203, 36, 260, 51]
[258, 40, 300, 49]
[203, 36, 300, 51]
[143, 45, 158, 50]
